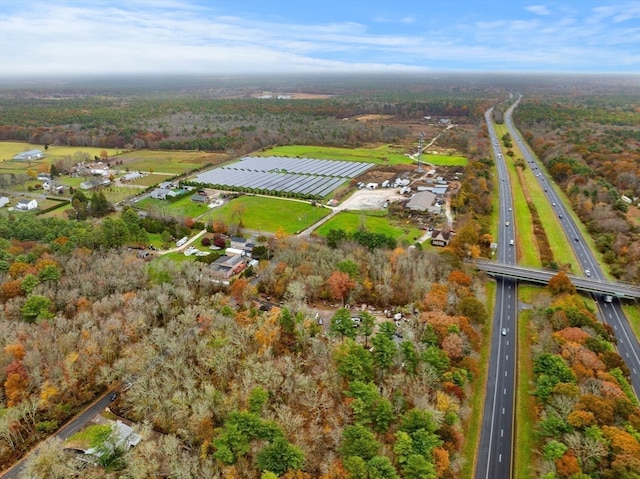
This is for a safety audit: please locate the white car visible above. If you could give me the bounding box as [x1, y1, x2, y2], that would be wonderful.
[501, 328, 507, 336]
[585, 269, 591, 277]
[509, 239, 514, 246]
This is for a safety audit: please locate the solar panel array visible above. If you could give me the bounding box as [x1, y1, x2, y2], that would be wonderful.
[193, 156, 374, 197]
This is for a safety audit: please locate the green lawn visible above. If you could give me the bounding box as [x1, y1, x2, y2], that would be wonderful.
[201, 195, 331, 234]
[315, 210, 422, 243]
[124, 173, 169, 187]
[255, 144, 468, 167]
[622, 303, 640, 342]
[137, 194, 212, 219]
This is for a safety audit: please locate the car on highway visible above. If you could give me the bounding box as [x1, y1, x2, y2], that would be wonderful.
[604, 295, 613, 303]
[501, 328, 507, 336]
[585, 269, 591, 277]
[558, 214, 563, 219]
[110, 393, 117, 401]
[509, 239, 514, 246]
[574, 237, 579, 242]
[505, 221, 510, 227]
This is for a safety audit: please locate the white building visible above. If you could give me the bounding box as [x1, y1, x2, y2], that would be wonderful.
[16, 198, 38, 210]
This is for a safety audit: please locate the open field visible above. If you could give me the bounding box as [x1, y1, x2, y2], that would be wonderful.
[0, 142, 121, 163]
[515, 306, 536, 479]
[315, 210, 422, 243]
[136, 194, 213, 219]
[201, 195, 331, 234]
[116, 150, 225, 174]
[255, 144, 468, 167]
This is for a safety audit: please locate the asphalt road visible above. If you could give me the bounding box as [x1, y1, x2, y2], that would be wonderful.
[475, 106, 517, 479]
[1, 389, 118, 479]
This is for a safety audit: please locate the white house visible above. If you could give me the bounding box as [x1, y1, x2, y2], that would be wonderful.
[16, 198, 38, 210]
[0, 197, 9, 208]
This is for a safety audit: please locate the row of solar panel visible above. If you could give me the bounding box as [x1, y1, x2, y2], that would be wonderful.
[193, 169, 347, 197]
[228, 156, 373, 178]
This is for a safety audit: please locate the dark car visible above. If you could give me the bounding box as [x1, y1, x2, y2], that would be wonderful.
[110, 393, 118, 401]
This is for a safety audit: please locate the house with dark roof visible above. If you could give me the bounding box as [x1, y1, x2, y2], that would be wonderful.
[209, 255, 246, 279]
[430, 230, 451, 247]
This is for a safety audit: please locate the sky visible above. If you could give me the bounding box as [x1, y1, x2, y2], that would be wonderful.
[1, 0, 639, 77]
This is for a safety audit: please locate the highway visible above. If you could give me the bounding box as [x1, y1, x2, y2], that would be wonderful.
[503, 99, 640, 397]
[475, 107, 517, 479]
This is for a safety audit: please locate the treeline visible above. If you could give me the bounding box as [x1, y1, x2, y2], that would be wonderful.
[0, 87, 491, 154]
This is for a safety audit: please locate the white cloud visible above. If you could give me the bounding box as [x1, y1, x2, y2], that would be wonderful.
[525, 5, 551, 16]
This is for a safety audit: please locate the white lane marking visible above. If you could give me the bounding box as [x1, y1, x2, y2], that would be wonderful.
[502, 408, 505, 414]
[504, 388, 507, 395]
[501, 429, 503, 437]
[499, 454, 502, 463]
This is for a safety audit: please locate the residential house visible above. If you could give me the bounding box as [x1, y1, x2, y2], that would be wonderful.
[16, 198, 38, 210]
[230, 236, 254, 256]
[430, 230, 451, 247]
[209, 255, 246, 279]
[191, 193, 208, 203]
[150, 188, 177, 200]
[37, 173, 51, 181]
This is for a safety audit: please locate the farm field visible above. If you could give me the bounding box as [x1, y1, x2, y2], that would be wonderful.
[255, 144, 467, 167]
[116, 150, 226, 175]
[200, 195, 331, 234]
[315, 210, 422, 243]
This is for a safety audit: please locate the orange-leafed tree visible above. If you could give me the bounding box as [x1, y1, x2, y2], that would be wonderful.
[4, 343, 26, 361]
[423, 283, 449, 312]
[548, 271, 576, 296]
[448, 270, 472, 288]
[326, 271, 355, 305]
[555, 450, 581, 477]
[5, 360, 29, 406]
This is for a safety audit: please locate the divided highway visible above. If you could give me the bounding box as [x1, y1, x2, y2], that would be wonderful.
[476, 97, 639, 479]
[503, 98, 640, 397]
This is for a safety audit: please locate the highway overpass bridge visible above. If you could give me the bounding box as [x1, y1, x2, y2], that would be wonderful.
[473, 260, 640, 300]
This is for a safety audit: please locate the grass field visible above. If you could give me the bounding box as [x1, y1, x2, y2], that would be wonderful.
[255, 144, 468, 166]
[137, 194, 213, 219]
[127, 173, 170, 187]
[117, 150, 222, 175]
[623, 303, 640, 342]
[315, 210, 423, 243]
[0, 142, 121, 163]
[200, 196, 331, 234]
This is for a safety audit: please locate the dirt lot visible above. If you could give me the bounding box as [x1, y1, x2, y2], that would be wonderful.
[339, 188, 407, 211]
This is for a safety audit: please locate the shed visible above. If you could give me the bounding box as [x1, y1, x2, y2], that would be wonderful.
[12, 150, 44, 161]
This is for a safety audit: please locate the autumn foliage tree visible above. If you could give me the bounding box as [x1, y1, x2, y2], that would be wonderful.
[327, 271, 355, 305]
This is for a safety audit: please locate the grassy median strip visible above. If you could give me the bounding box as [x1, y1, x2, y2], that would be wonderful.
[515, 285, 539, 479]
